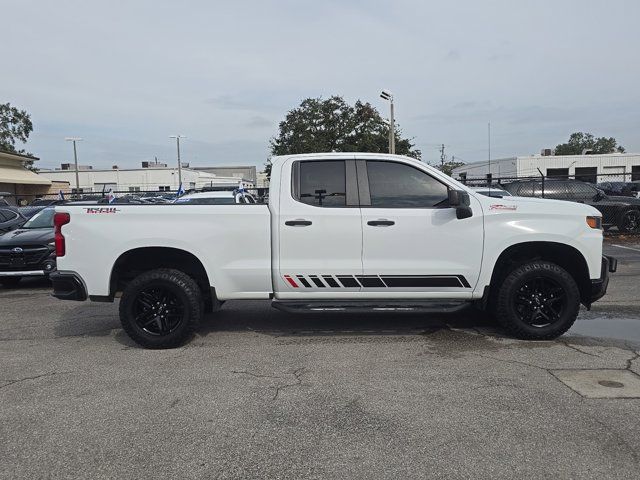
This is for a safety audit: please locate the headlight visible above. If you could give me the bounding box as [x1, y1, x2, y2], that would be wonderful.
[586, 216, 602, 229]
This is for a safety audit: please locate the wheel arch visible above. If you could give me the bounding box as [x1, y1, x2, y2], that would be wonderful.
[110, 247, 216, 309]
[487, 241, 592, 307]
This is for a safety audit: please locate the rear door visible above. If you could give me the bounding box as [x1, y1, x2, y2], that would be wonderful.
[358, 158, 483, 297]
[276, 158, 363, 297]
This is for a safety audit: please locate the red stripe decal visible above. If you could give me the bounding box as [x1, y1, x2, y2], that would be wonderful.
[283, 275, 299, 288]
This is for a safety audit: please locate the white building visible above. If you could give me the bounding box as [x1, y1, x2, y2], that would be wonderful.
[38, 164, 248, 193]
[452, 153, 640, 184]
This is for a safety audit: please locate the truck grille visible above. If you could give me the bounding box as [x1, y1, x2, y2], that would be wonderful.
[0, 246, 51, 271]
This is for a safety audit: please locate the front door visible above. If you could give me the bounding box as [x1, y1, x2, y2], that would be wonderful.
[276, 158, 363, 298]
[358, 158, 483, 298]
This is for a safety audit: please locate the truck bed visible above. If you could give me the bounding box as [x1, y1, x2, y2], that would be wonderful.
[55, 204, 273, 299]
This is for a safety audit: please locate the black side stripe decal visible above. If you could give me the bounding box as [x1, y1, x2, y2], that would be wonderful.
[356, 275, 385, 288]
[322, 276, 340, 288]
[308, 275, 325, 288]
[289, 275, 471, 288]
[337, 276, 360, 288]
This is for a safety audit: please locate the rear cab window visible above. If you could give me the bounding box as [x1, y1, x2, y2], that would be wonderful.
[293, 160, 347, 207]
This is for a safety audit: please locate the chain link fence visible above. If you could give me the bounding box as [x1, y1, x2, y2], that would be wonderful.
[0, 186, 269, 220]
[2, 174, 638, 235]
[457, 171, 640, 235]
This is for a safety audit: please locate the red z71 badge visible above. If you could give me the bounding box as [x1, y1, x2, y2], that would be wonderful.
[84, 207, 120, 214]
[490, 204, 517, 211]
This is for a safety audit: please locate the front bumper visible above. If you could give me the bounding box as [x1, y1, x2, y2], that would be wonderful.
[588, 255, 617, 306]
[50, 272, 87, 301]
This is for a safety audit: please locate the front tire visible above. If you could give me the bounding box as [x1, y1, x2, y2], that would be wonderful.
[119, 268, 203, 348]
[618, 209, 640, 233]
[496, 261, 580, 340]
[0, 277, 21, 288]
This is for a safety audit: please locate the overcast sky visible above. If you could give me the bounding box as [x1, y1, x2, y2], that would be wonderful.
[3, 0, 639, 170]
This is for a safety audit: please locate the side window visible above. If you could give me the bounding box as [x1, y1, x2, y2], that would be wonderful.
[0, 209, 17, 222]
[296, 161, 346, 207]
[366, 161, 449, 208]
[568, 183, 597, 200]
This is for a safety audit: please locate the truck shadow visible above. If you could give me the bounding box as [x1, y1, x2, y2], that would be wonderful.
[196, 300, 496, 338]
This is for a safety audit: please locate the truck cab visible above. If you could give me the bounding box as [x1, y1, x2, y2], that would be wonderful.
[51, 153, 615, 348]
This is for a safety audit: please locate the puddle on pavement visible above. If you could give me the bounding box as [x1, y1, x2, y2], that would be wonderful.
[569, 317, 640, 345]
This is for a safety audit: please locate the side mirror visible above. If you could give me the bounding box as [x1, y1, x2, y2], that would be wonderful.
[448, 189, 473, 219]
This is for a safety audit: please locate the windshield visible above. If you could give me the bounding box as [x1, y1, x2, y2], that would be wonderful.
[22, 208, 55, 228]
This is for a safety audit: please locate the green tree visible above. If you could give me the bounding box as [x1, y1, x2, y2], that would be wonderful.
[0, 102, 36, 170]
[554, 132, 625, 156]
[268, 96, 420, 178]
[435, 160, 465, 177]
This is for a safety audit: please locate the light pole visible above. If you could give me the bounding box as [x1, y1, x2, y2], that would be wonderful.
[380, 90, 395, 154]
[65, 137, 83, 195]
[169, 135, 186, 189]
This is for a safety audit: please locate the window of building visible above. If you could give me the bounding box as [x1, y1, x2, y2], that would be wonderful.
[458, 172, 467, 183]
[485, 173, 492, 185]
[632, 166, 640, 182]
[295, 161, 346, 207]
[71, 188, 85, 194]
[575, 167, 597, 184]
[366, 161, 449, 208]
[158, 186, 171, 192]
[129, 186, 141, 192]
[546, 168, 569, 179]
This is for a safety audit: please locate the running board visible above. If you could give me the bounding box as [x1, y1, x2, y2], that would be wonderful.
[271, 300, 471, 314]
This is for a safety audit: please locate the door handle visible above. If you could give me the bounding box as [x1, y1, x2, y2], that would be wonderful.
[367, 219, 395, 227]
[285, 219, 312, 226]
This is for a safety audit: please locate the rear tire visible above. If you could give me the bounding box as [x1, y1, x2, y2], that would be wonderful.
[495, 261, 580, 340]
[119, 268, 202, 348]
[0, 277, 21, 288]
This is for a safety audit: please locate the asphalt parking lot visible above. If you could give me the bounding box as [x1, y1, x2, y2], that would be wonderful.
[1, 239, 639, 479]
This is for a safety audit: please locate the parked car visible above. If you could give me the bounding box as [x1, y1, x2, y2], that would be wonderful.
[51, 153, 614, 348]
[173, 190, 257, 204]
[598, 181, 640, 198]
[29, 198, 66, 207]
[471, 186, 512, 198]
[0, 207, 27, 234]
[0, 207, 56, 288]
[503, 179, 640, 233]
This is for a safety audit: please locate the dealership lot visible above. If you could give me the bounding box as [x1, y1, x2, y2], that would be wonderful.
[1, 240, 639, 479]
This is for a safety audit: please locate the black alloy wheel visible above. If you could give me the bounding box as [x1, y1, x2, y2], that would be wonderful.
[495, 261, 580, 340]
[119, 268, 203, 348]
[133, 287, 185, 335]
[513, 276, 567, 328]
[619, 209, 640, 233]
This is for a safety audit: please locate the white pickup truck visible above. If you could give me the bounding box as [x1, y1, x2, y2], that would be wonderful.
[51, 153, 616, 348]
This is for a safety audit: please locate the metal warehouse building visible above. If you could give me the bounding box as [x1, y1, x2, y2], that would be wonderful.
[38, 163, 250, 193]
[451, 153, 640, 184]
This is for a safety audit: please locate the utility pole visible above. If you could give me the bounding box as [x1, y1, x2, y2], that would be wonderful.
[65, 137, 83, 195]
[440, 144, 446, 167]
[380, 90, 395, 154]
[488, 122, 491, 186]
[169, 135, 185, 189]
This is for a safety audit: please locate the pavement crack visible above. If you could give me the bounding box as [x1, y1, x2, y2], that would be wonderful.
[472, 353, 550, 372]
[0, 371, 73, 390]
[231, 370, 282, 379]
[560, 341, 600, 358]
[625, 351, 640, 371]
[272, 367, 306, 401]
